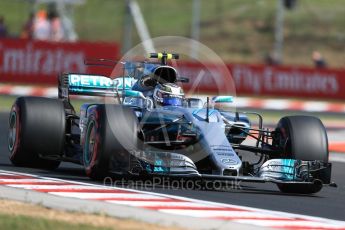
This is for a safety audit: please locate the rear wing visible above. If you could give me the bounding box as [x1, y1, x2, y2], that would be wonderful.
[58, 73, 136, 100]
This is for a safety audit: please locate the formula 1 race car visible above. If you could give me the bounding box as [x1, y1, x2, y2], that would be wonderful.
[8, 52, 332, 194]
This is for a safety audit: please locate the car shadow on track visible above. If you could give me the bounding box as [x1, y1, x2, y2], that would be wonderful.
[103, 179, 320, 198]
[221, 186, 320, 197]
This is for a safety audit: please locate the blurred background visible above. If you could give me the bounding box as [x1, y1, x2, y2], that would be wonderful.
[0, 0, 345, 151]
[0, 0, 344, 66]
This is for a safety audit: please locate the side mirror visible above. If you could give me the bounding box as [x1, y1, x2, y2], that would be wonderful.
[123, 90, 146, 99]
[123, 90, 154, 110]
[187, 98, 203, 108]
[212, 96, 233, 103]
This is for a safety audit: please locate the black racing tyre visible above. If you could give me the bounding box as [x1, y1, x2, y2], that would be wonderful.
[275, 115, 329, 163]
[274, 116, 329, 193]
[277, 180, 323, 194]
[8, 97, 65, 169]
[83, 104, 139, 180]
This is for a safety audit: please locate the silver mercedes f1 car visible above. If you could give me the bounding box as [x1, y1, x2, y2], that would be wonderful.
[8, 52, 332, 194]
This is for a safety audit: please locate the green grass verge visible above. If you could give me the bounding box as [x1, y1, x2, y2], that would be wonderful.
[0, 95, 86, 113]
[242, 109, 345, 125]
[0, 213, 111, 230]
[0, 95, 17, 112]
[0, 0, 344, 67]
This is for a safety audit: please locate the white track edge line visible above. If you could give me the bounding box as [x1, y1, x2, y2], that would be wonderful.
[0, 169, 344, 226]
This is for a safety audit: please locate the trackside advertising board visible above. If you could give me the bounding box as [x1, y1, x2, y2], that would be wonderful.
[177, 62, 345, 100]
[0, 38, 119, 85]
[1, 38, 345, 100]
[228, 64, 344, 100]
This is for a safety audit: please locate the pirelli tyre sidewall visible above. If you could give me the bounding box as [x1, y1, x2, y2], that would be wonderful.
[275, 115, 329, 163]
[83, 112, 104, 179]
[8, 97, 65, 169]
[8, 105, 20, 155]
[83, 104, 139, 180]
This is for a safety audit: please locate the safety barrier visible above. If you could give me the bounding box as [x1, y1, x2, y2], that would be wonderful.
[1, 38, 345, 100]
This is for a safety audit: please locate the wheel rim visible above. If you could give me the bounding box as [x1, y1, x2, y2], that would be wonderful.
[8, 111, 17, 151]
[84, 120, 96, 166]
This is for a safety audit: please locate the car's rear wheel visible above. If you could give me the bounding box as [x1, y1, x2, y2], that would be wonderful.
[274, 115, 329, 193]
[8, 97, 65, 169]
[83, 104, 139, 180]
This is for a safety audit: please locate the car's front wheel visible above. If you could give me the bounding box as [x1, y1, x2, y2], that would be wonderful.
[275, 115, 328, 162]
[83, 104, 139, 180]
[274, 115, 329, 193]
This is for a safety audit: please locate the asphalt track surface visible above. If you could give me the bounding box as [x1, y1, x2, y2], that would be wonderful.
[0, 111, 344, 221]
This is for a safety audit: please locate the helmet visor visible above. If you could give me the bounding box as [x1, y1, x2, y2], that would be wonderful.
[162, 96, 183, 106]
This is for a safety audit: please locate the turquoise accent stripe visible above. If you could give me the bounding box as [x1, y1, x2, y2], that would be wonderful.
[282, 159, 296, 180]
[212, 96, 234, 103]
[192, 109, 216, 116]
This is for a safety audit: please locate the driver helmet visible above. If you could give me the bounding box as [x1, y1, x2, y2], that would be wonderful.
[153, 83, 185, 106]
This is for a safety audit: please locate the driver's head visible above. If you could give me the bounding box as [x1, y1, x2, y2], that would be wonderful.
[153, 83, 184, 107]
